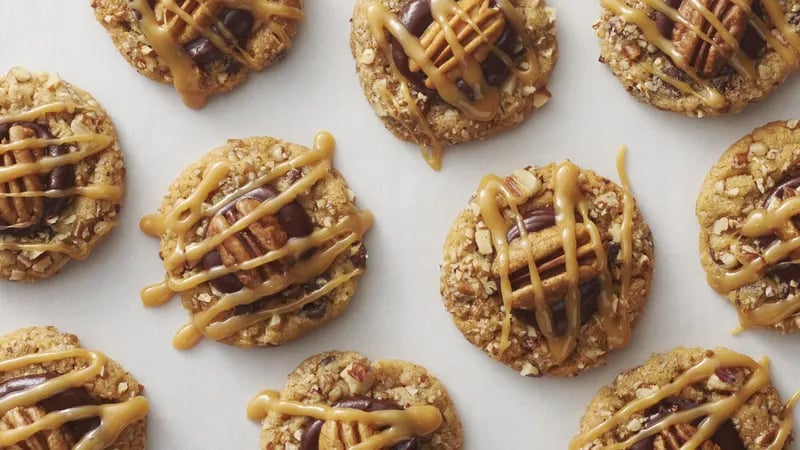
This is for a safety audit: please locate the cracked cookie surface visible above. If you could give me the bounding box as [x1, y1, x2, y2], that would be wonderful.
[0, 67, 125, 282]
[697, 120, 800, 333]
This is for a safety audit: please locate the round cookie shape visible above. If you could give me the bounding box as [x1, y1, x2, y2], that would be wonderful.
[697, 120, 800, 333]
[440, 158, 654, 376]
[595, 0, 800, 117]
[91, 0, 304, 109]
[140, 132, 373, 349]
[570, 347, 797, 449]
[350, 0, 558, 170]
[247, 350, 463, 449]
[0, 67, 126, 282]
[0, 326, 148, 449]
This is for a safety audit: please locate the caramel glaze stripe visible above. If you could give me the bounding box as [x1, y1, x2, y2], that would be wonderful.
[0, 349, 149, 450]
[130, 0, 303, 109]
[568, 349, 797, 450]
[247, 390, 442, 449]
[366, 0, 542, 170]
[707, 196, 800, 328]
[140, 132, 374, 349]
[0, 102, 89, 124]
[478, 158, 633, 363]
[601, 0, 800, 109]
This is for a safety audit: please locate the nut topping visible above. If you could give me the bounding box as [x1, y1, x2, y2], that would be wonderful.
[202, 186, 314, 294]
[158, 0, 226, 44]
[672, 0, 752, 78]
[410, 0, 506, 89]
[0, 404, 72, 450]
[0, 125, 45, 230]
[493, 222, 602, 310]
[654, 423, 720, 450]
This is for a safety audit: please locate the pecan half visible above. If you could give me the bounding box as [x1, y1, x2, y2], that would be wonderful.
[202, 185, 313, 294]
[0, 404, 73, 450]
[0, 125, 45, 230]
[654, 423, 720, 450]
[157, 0, 225, 44]
[411, 0, 506, 89]
[672, 0, 752, 78]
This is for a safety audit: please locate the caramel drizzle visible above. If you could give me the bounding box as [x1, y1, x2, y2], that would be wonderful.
[0, 348, 149, 450]
[366, 0, 543, 170]
[247, 390, 443, 449]
[140, 132, 374, 349]
[130, 0, 304, 109]
[0, 102, 123, 258]
[600, 0, 800, 110]
[707, 196, 800, 329]
[477, 152, 634, 363]
[568, 349, 798, 450]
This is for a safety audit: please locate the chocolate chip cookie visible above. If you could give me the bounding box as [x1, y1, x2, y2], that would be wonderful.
[140, 132, 373, 349]
[91, 0, 304, 109]
[0, 67, 126, 282]
[0, 326, 148, 449]
[247, 350, 463, 449]
[697, 120, 800, 333]
[595, 0, 800, 117]
[570, 347, 797, 450]
[441, 157, 655, 377]
[350, 0, 558, 170]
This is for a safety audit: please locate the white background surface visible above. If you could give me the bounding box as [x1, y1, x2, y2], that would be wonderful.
[1, 1, 799, 449]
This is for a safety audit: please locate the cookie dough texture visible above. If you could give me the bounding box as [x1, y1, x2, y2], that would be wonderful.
[697, 120, 800, 333]
[350, 0, 558, 148]
[0, 326, 147, 449]
[153, 136, 366, 347]
[91, 0, 302, 99]
[0, 67, 125, 282]
[575, 347, 792, 449]
[441, 163, 654, 377]
[595, 0, 800, 117]
[259, 351, 463, 449]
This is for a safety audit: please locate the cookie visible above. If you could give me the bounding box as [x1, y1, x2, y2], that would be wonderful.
[0, 67, 126, 282]
[247, 350, 463, 449]
[91, 0, 304, 109]
[140, 132, 373, 349]
[0, 326, 148, 449]
[595, 0, 800, 117]
[570, 347, 797, 449]
[441, 156, 655, 377]
[696, 120, 800, 333]
[350, 0, 558, 170]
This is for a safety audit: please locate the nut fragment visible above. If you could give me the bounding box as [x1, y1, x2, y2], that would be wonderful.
[411, 0, 507, 88]
[672, 0, 752, 78]
[340, 362, 376, 395]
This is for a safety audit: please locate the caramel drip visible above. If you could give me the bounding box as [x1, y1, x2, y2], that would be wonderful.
[600, 0, 800, 110]
[477, 157, 633, 362]
[568, 349, 797, 450]
[706, 196, 800, 328]
[365, 0, 543, 170]
[140, 132, 374, 348]
[130, 0, 303, 109]
[247, 390, 442, 449]
[0, 348, 149, 449]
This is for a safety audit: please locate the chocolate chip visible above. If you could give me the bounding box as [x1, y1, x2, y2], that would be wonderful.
[766, 260, 800, 284]
[740, 25, 766, 59]
[506, 207, 556, 242]
[299, 397, 419, 450]
[654, 0, 683, 39]
[350, 244, 368, 269]
[276, 201, 313, 238]
[0, 374, 100, 442]
[512, 278, 602, 335]
[232, 296, 270, 316]
[219, 8, 254, 44]
[185, 37, 224, 64]
[301, 299, 327, 319]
